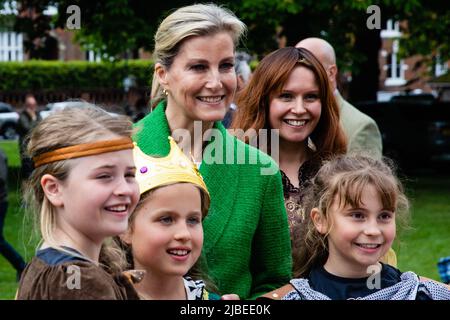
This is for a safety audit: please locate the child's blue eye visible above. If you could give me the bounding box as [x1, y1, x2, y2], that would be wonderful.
[160, 216, 172, 224]
[187, 217, 201, 225]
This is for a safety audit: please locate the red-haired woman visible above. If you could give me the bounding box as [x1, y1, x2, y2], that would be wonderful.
[231, 47, 347, 236]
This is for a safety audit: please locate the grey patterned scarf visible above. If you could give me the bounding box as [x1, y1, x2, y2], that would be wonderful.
[283, 271, 450, 300]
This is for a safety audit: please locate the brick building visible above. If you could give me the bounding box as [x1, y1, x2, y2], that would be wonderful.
[377, 19, 449, 101]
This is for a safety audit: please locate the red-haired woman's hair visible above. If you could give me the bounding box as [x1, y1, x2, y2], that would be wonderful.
[231, 47, 347, 158]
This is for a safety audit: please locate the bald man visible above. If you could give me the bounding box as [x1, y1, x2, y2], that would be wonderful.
[296, 38, 383, 159]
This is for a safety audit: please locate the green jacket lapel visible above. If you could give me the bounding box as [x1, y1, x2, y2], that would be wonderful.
[134, 103, 171, 156]
[200, 123, 239, 254]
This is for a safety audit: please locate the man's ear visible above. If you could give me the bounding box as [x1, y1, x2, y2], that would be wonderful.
[311, 208, 328, 235]
[154, 62, 169, 87]
[327, 64, 338, 86]
[40, 174, 64, 207]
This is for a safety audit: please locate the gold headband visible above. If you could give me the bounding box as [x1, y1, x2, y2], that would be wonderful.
[33, 137, 134, 168]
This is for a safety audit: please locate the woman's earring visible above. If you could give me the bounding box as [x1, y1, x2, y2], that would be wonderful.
[162, 88, 168, 96]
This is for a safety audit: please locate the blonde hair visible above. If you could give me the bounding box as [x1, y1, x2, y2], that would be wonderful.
[151, 3, 246, 108]
[24, 104, 133, 273]
[292, 154, 410, 278]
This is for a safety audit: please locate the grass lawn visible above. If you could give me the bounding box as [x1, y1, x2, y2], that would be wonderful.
[0, 140, 21, 168]
[396, 175, 450, 278]
[1, 140, 36, 299]
[1, 140, 449, 299]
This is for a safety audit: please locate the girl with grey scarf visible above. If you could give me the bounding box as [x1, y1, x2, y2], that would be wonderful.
[273, 155, 450, 300]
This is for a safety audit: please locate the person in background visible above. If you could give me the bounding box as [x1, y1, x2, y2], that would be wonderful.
[132, 97, 148, 123]
[0, 149, 26, 281]
[17, 94, 42, 181]
[296, 38, 382, 159]
[124, 88, 149, 123]
[222, 51, 252, 128]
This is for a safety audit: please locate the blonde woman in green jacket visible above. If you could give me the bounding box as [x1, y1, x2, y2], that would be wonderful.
[133, 4, 292, 299]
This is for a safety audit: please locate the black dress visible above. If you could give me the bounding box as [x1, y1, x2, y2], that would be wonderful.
[280, 159, 321, 237]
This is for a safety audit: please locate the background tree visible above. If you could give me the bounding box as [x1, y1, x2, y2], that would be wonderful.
[228, 0, 450, 102]
[1, 0, 58, 59]
[2, 0, 449, 102]
[51, 0, 194, 59]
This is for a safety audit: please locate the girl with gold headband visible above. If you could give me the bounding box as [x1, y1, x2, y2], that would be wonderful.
[119, 137, 238, 300]
[16, 104, 140, 299]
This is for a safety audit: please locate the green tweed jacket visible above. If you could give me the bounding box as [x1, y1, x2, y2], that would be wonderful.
[337, 92, 383, 159]
[133, 102, 292, 299]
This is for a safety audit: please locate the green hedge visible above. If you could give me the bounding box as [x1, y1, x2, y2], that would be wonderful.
[0, 60, 154, 91]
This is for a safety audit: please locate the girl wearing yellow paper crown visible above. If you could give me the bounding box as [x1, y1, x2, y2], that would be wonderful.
[119, 137, 237, 300]
[16, 105, 140, 300]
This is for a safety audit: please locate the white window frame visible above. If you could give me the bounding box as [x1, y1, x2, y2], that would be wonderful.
[434, 54, 448, 77]
[0, 31, 23, 61]
[381, 20, 407, 86]
[380, 19, 402, 39]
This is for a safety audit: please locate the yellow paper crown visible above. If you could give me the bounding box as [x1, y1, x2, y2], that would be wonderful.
[133, 137, 209, 196]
